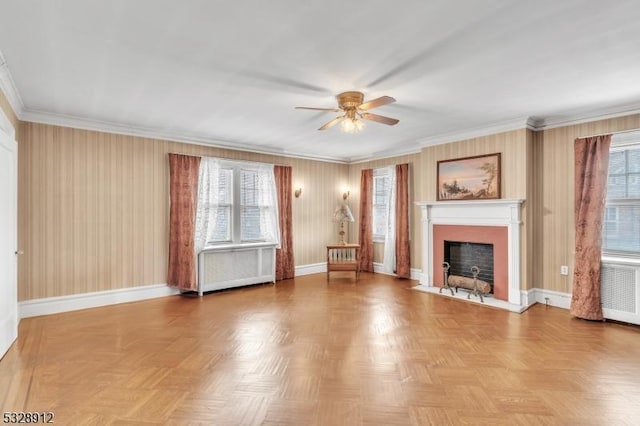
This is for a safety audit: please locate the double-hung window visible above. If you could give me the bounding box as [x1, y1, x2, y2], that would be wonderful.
[603, 132, 640, 257]
[373, 168, 391, 242]
[198, 159, 280, 248]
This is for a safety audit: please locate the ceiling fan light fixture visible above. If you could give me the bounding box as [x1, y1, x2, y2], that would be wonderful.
[341, 117, 364, 133]
[296, 90, 398, 132]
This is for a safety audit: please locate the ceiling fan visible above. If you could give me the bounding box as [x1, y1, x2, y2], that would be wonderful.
[295, 91, 399, 132]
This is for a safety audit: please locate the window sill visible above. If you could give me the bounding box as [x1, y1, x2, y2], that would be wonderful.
[201, 241, 278, 252]
[602, 255, 640, 267]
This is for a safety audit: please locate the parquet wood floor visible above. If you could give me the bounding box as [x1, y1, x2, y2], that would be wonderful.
[2, 273, 640, 425]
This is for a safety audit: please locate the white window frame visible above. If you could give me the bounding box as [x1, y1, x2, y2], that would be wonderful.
[372, 168, 391, 243]
[603, 135, 640, 258]
[204, 160, 279, 247]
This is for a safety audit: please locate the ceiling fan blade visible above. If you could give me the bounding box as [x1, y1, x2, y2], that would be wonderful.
[318, 116, 345, 131]
[295, 107, 341, 112]
[361, 113, 399, 126]
[358, 96, 396, 111]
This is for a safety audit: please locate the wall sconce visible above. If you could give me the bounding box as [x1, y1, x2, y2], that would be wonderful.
[342, 189, 350, 200]
[294, 187, 302, 198]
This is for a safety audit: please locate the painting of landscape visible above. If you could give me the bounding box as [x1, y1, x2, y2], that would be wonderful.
[437, 153, 501, 200]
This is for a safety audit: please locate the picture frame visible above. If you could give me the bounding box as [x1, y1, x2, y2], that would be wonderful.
[437, 153, 501, 201]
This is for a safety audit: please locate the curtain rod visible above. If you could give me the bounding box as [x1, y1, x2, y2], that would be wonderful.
[577, 127, 640, 139]
[167, 152, 289, 168]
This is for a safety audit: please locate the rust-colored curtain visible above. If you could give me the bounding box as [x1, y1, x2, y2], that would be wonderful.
[167, 154, 201, 291]
[395, 163, 411, 278]
[274, 165, 295, 280]
[359, 169, 374, 272]
[571, 135, 611, 320]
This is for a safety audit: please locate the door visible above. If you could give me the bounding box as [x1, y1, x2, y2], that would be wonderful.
[0, 111, 17, 359]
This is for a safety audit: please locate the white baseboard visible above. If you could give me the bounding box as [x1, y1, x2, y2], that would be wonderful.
[295, 262, 326, 276]
[520, 288, 538, 309]
[18, 284, 180, 319]
[373, 263, 422, 281]
[413, 284, 570, 314]
[531, 288, 572, 310]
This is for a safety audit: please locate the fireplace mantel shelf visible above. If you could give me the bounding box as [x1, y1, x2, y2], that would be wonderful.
[414, 199, 525, 310]
[415, 199, 524, 207]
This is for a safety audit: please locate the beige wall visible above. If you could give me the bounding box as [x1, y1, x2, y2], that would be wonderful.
[13, 100, 640, 301]
[17, 122, 348, 300]
[419, 129, 532, 288]
[536, 114, 640, 293]
[0, 88, 19, 135]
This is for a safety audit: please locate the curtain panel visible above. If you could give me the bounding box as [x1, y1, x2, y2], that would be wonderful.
[571, 135, 611, 320]
[359, 169, 374, 272]
[167, 154, 201, 291]
[274, 165, 295, 280]
[395, 163, 411, 278]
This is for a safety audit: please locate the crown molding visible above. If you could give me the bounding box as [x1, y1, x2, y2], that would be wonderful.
[20, 109, 349, 164]
[349, 144, 422, 163]
[0, 50, 25, 117]
[531, 101, 640, 131]
[417, 116, 535, 148]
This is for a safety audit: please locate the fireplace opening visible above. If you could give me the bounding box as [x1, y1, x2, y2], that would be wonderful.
[444, 241, 494, 288]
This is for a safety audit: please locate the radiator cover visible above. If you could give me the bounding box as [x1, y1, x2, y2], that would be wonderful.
[601, 261, 640, 325]
[198, 243, 276, 296]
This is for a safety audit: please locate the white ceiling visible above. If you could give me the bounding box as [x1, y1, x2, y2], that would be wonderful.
[1, 0, 640, 162]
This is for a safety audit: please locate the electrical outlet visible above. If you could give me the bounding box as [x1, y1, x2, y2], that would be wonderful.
[560, 265, 569, 275]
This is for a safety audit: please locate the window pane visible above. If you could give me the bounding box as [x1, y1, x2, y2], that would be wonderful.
[218, 169, 233, 203]
[603, 204, 640, 253]
[629, 174, 640, 198]
[374, 176, 389, 204]
[608, 151, 626, 174]
[209, 206, 231, 242]
[241, 170, 259, 205]
[373, 205, 387, 237]
[628, 149, 640, 173]
[241, 206, 261, 240]
[604, 137, 640, 256]
[607, 175, 626, 198]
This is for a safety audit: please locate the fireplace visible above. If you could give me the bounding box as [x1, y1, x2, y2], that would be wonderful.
[415, 199, 524, 311]
[444, 241, 494, 287]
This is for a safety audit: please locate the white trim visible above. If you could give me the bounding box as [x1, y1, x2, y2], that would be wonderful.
[294, 262, 327, 276]
[412, 284, 529, 313]
[0, 96, 15, 138]
[520, 288, 538, 309]
[538, 102, 640, 132]
[417, 117, 534, 148]
[532, 288, 572, 310]
[410, 268, 421, 281]
[413, 285, 568, 313]
[20, 109, 349, 164]
[415, 199, 524, 306]
[18, 284, 180, 319]
[372, 262, 421, 281]
[349, 146, 422, 163]
[0, 50, 24, 119]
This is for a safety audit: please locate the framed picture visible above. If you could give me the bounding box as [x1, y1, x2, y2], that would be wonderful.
[437, 153, 501, 200]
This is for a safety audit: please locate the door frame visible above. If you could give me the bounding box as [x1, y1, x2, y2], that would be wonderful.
[0, 106, 18, 359]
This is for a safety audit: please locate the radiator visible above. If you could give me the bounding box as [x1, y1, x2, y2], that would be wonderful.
[601, 262, 640, 325]
[198, 243, 277, 296]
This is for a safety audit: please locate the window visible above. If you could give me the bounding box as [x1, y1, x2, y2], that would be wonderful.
[603, 132, 640, 256]
[373, 168, 391, 242]
[208, 168, 233, 242]
[199, 159, 279, 247]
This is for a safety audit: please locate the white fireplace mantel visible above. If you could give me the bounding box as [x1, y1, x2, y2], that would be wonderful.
[415, 199, 524, 307]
